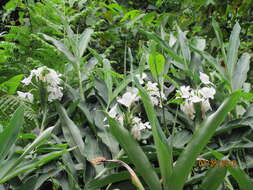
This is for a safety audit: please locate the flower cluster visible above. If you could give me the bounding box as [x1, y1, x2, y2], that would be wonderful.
[145, 81, 166, 107]
[19, 66, 63, 102]
[17, 91, 34, 102]
[177, 72, 216, 120]
[106, 104, 152, 140]
[117, 73, 166, 108]
[108, 104, 124, 125]
[131, 116, 151, 140]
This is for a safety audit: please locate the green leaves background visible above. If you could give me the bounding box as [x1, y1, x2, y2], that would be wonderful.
[0, 0, 253, 190]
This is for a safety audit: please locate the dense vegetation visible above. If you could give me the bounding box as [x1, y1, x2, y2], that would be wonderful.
[0, 0, 253, 189]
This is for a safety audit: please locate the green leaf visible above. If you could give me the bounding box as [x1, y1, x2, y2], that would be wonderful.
[57, 104, 86, 164]
[0, 106, 24, 162]
[190, 45, 227, 80]
[227, 22, 241, 80]
[94, 111, 119, 156]
[109, 76, 132, 105]
[86, 171, 130, 190]
[103, 59, 113, 102]
[197, 167, 227, 190]
[232, 53, 251, 91]
[18, 168, 62, 190]
[0, 150, 68, 184]
[169, 91, 242, 190]
[0, 126, 55, 182]
[212, 19, 227, 65]
[140, 30, 185, 65]
[78, 28, 93, 58]
[107, 116, 162, 190]
[84, 130, 104, 173]
[136, 81, 172, 189]
[42, 34, 76, 64]
[215, 116, 253, 135]
[148, 53, 165, 78]
[177, 26, 191, 66]
[210, 149, 253, 190]
[0, 74, 23, 95]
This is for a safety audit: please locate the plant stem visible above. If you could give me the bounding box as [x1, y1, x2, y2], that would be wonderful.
[94, 149, 125, 179]
[40, 108, 47, 133]
[77, 65, 85, 101]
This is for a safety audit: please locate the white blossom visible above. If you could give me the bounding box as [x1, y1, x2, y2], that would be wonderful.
[180, 100, 195, 120]
[44, 69, 62, 86]
[189, 94, 203, 103]
[135, 73, 147, 84]
[117, 87, 139, 108]
[131, 116, 151, 140]
[169, 33, 177, 47]
[201, 99, 212, 113]
[132, 116, 151, 130]
[200, 72, 211, 84]
[106, 104, 124, 126]
[178, 84, 216, 120]
[17, 91, 34, 102]
[21, 66, 63, 102]
[47, 86, 63, 102]
[146, 81, 159, 92]
[108, 104, 118, 118]
[199, 87, 216, 99]
[21, 75, 32, 86]
[178, 86, 191, 98]
[131, 126, 141, 140]
[145, 81, 166, 107]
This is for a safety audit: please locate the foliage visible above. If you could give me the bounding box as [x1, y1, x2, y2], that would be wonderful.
[0, 0, 253, 190]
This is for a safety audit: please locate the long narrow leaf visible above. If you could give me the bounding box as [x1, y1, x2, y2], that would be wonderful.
[177, 26, 191, 66]
[136, 81, 172, 189]
[210, 149, 253, 190]
[42, 34, 76, 64]
[108, 117, 162, 190]
[57, 104, 86, 164]
[78, 28, 93, 58]
[227, 22, 241, 80]
[0, 126, 54, 181]
[232, 53, 251, 91]
[0, 106, 24, 162]
[169, 91, 242, 190]
[140, 30, 185, 65]
[197, 167, 227, 190]
[212, 19, 227, 65]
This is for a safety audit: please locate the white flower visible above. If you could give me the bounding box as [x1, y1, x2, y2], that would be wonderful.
[17, 91, 34, 102]
[108, 104, 118, 118]
[47, 86, 63, 102]
[136, 73, 147, 84]
[178, 86, 191, 98]
[180, 100, 195, 120]
[145, 81, 166, 107]
[105, 104, 124, 126]
[169, 33, 177, 47]
[200, 72, 211, 84]
[132, 117, 151, 130]
[201, 99, 212, 113]
[150, 96, 159, 106]
[117, 87, 139, 108]
[131, 116, 151, 140]
[146, 81, 159, 92]
[199, 87, 216, 99]
[189, 95, 203, 103]
[22, 66, 63, 102]
[45, 69, 62, 86]
[21, 75, 33, 86]
[25, 66, 62, 86]
[131, 126, 141, 140]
